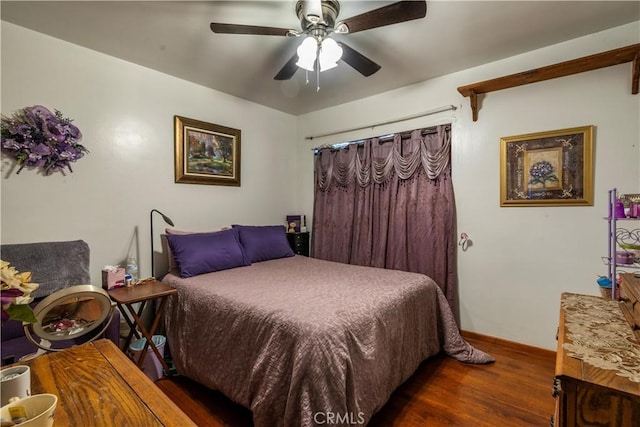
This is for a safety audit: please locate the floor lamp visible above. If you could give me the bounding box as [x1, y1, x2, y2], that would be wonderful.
[150, 209, 174, 278]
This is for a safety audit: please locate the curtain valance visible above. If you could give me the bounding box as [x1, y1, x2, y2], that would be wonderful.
[315, 125, 451, 190]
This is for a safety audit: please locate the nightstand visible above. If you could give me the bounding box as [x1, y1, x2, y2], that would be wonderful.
[287, 232, 310, 256]
[108, 279, 177, 376]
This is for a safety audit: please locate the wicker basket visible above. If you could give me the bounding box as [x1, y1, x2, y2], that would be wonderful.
[599, 286, 613, 299]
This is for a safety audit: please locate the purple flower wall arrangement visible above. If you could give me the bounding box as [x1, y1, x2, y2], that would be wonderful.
[1, 105, 88, 175]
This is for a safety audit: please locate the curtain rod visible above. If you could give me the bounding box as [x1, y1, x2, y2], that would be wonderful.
[312, 124, 451, 153]
[377, 124, 450, 142]
[304, 104, 457, 141]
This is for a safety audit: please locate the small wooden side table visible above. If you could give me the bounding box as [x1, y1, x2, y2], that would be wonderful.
[108, 279, 177, 376]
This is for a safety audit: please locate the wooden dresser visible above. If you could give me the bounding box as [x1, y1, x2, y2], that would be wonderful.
[9, 339, 195, 426]
[619, 273, 640, 342]
[553, 293, 640, 426]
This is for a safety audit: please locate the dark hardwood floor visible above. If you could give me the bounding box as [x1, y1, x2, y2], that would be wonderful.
[155, 332, 556, 426]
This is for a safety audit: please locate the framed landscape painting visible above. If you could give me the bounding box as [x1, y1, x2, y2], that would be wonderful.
[500, 125, 593, 206]
[174, 115, 241, 186]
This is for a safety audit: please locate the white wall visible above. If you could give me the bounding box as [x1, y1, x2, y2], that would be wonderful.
[1, 22, 298, 283]
[2, 20, 639, 351]
[296, 22, 640, 350]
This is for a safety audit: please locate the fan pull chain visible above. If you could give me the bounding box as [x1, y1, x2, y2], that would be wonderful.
[315, 55, 320, 92]
[305, 70, 309, 85]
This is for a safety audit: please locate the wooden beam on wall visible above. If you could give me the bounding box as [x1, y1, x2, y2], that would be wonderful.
[633, 52, 640, 95]
[457, 44, 640, 121]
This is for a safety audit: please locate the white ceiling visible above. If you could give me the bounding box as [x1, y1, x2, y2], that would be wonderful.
[2, 1, 639, 115]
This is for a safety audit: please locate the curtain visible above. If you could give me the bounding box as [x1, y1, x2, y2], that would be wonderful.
[312, 125, 457, 309]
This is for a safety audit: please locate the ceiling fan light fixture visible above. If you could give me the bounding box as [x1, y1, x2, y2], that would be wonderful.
[319, 37, 342, 71]
[296, 56, 316, 72]
[319, 59, 338, 72]
[213, 0, 427, 81]
[296, 36, 318, 71]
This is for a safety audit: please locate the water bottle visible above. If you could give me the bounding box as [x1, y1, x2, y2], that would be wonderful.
[126, 256, 139, 283]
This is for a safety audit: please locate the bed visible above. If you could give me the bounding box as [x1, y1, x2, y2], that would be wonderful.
[162, 226, 493, 427]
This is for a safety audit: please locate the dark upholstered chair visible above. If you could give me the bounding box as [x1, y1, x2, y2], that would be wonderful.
[1, 240, 120, 365]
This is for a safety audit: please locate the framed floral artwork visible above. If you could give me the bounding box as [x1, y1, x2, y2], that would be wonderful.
[174, 115, 241, 186]
[500, 126, 594, 206]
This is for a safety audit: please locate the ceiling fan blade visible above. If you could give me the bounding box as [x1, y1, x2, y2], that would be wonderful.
[338, 42, 381, 77]
[338, 1, 427, 34]
[274, 54, 299, 80]
[210, 23, 292, 36]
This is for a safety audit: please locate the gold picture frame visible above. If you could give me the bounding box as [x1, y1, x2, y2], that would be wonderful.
[174, 115, 241, 186]
[500, 125, 594, 206]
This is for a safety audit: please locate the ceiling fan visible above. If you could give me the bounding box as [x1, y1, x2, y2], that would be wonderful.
[210, 0, 427, 81]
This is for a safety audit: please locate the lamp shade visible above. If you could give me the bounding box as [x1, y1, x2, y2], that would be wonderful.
[296, 36, 318, 71]
[319, 38, 343, 71]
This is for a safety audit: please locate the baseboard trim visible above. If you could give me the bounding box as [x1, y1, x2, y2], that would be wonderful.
[461, 330, 556, 359]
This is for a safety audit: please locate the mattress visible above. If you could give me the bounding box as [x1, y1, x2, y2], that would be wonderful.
[163, 255, 492, 426]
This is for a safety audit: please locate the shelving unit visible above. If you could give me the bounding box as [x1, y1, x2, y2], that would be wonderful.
[605, 188, 640, 298]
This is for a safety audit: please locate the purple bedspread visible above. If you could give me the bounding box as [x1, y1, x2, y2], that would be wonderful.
[163, 255, 492, 427]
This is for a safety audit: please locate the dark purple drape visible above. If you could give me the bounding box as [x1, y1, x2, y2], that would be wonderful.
[312, 125, 457, 310]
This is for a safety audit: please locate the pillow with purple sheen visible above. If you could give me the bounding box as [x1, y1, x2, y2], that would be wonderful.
[166, 228, 250, 278]
[232, 225, 294, 263]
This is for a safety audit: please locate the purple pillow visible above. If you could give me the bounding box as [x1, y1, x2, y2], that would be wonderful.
[166, 228, 250, 278]
[232, 225, 294, 263]
[163, 227, 229, 275]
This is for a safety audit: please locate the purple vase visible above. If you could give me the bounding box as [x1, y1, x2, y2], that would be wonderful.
[615, 198, 626, 218]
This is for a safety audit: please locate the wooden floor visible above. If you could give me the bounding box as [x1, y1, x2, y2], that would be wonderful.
[155, 332, 557, 426]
